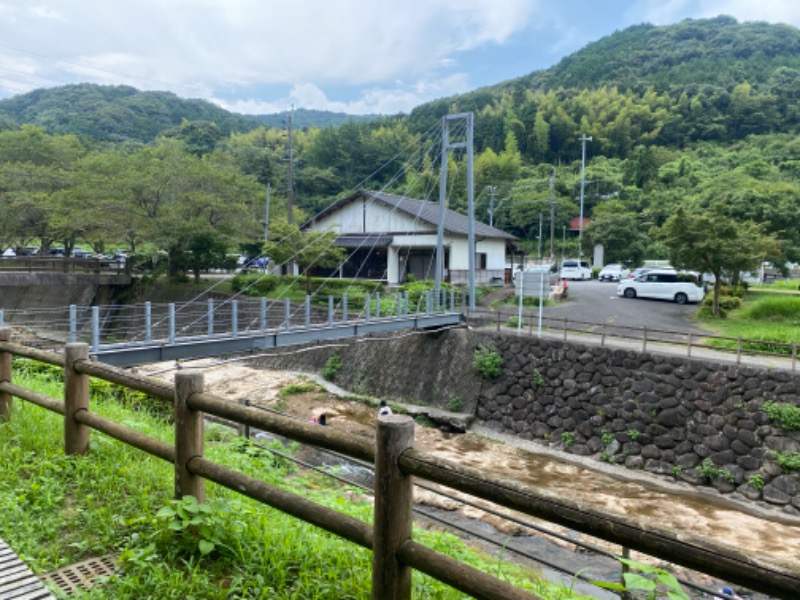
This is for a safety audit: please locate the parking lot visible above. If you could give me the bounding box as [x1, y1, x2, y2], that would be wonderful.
[533, 278, 710, 337]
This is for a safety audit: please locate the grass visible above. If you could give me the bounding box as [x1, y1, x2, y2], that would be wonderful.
[0, 367, 589, 599]
[699, 291, 800, 355]
[749, 278, 800, 292]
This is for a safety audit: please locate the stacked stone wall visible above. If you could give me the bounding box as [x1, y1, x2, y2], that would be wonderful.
[474, 333, 800, 514]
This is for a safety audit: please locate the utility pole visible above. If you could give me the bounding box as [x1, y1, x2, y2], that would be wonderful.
[537, 213, 543, 261]
[286, 106, 295, 224]
[264, 183, 271, 242]
[578, 134, 592, 260]
[548, 167, 556, 263]
[487, 185, 497, 227]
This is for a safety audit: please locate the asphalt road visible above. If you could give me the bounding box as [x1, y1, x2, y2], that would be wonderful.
[492, 279, 711, 342]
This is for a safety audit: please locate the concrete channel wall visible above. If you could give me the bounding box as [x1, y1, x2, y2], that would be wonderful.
[253, 328, 800, 514]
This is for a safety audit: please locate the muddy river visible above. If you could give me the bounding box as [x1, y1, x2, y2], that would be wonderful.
[148, 360, 800, 598]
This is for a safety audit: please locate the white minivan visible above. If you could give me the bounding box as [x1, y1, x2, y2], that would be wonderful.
[616, 269, 704, 304]
[559, 259, 592, 280]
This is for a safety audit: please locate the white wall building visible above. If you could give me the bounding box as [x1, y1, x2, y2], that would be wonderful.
[302, 189, 517, 285]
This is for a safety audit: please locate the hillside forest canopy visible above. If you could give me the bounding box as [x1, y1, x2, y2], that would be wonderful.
[0, 16, 798, 283]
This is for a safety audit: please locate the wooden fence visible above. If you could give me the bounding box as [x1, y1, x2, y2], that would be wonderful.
[470, 310, 799, 372]
[0, 328, 797, 599]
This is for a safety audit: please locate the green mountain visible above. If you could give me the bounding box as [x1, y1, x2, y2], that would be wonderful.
[245, 108, 377, 129]
[0, 84, 259, 143]
[0, 84, 377, 143]
[408, 16, 800, 139]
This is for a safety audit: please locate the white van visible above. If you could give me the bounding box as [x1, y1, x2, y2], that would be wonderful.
[559, 259, 592, 280]
[616, 269, 704, 304]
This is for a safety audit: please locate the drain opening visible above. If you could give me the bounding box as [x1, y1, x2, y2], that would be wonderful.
[41, 555, 117, 596]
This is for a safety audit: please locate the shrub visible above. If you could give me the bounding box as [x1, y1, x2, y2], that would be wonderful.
[505, 315, 522, 328]
[762, 401, 800, 431]
[231, 273, 279, 295]
[473, 343, 503, 378]
[773, 451, 800, 472]
[322, 351, 341, 381]
[701, 294, 741, 311]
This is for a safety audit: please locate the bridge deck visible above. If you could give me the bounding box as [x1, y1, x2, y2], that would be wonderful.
[0, 539, 55, 599]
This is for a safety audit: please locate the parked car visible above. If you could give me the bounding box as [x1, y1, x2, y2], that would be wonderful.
[629, 265, 674, 279]
[559, 259, 592, 280]
[617, 269, 704, 304]
[598, 264, 630, 281]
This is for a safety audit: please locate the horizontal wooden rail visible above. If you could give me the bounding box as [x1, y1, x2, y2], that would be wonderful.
[73, 409, 175, 463]
[0, 342, 65, 368]
[398, 449, 799, 598]
[187, 456, 373, 549]
[187, 391, 375, 463]
[396, 540, 543, 600]
[0, 381, 65, 415]
[74, 359, 173, 402]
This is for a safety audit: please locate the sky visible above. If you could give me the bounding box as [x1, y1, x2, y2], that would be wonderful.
[0, 1, 799, 116]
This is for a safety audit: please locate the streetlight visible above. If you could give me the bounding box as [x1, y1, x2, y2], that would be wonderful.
[578, 134, 592, 260]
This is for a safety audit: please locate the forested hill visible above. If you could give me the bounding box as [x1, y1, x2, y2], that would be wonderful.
[537, 15, 800, 91]
[0, 84, 375, 142]
[407, 16, 800, 154]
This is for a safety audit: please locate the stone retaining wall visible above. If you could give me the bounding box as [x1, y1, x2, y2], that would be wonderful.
[474, 332, 800, 515]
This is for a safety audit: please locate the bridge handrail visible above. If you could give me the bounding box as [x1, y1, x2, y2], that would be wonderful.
[467, 309, 798, 371]
[0, 332, 797, 599]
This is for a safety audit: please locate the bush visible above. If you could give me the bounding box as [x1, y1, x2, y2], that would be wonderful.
[473, 343, 503, 378]
[231, 273, 280, 295]
[701, 294, 741, 311]
[322, 351, 341, 381]
[762, 401, 800, 431]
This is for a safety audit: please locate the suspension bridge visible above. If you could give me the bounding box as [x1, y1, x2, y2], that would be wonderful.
[0, 290, 464, 367]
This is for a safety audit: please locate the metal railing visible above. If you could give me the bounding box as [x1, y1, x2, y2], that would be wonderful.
[0, 330, 797, 599]
[0, 256, 130, 275]
[469, 310, 798, 372]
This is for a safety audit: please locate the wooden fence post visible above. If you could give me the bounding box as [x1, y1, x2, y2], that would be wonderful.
[372, 415, 414, 600]
[0, 328, 12, 421]
[64, 343, 90, 455]
[174, 372, 205, 502]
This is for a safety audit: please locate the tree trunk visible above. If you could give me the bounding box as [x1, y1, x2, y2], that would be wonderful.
[712, 270, 722, 317]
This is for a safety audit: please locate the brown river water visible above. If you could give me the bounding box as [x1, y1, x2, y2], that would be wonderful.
[149, 361, 800, 597]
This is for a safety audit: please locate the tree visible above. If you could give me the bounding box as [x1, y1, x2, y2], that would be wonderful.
[584, 209, 649, 266]
[659, 206, 779, 316]
[263, 221, 346, 294]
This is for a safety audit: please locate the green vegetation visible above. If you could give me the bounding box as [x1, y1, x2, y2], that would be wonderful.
[698, 459, 735, 484]
[772, 451, 800, 472]
[322, 351, 342, 381]
[748, 474, 765, 491]
[2, 18, 800, 281]
[601, 430, 615, 445]
[627, 429, 641, 441]
[472, 343, 504, 379]
[701, 292, 800, 354]
[532, 369, 547, 388]
[593, 557, 689, 600]
[0, 370, 584, 599]
[762, 401, 800, 431]
[561, 431, 575, 447]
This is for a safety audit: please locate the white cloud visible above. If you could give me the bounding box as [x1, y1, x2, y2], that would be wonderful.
[216, 72, 471, 116]
[0, 0, 536, 100]
[632, 0, 800, 27]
